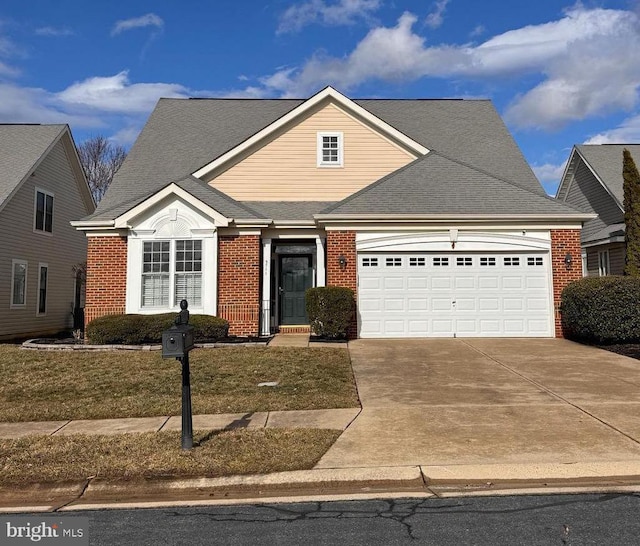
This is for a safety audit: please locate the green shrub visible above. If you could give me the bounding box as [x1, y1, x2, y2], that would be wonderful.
[561, 276, 640, 343]
[305, 286, 354, 339]
[86, 313, 229, 345]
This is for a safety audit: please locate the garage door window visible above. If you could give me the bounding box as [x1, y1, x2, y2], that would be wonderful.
[480, 257, 496, 266]
[386, 257, 402, 267]
[433, 257, 449, 266]
[504, 257, 520, 266]
[527, 257, 543, 266]
[456, 257, 473, 266]
[361, 257, 378, 267]
[409, 257, 426, 267]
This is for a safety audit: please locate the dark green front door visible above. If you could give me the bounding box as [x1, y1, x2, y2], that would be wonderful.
[280, 255, 312, 325]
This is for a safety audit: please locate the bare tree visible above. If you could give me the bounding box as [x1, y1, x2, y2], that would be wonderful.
[77, 136, 127, 203]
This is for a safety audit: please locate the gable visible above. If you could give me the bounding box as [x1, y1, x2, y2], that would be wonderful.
[203, 101, 418, 202]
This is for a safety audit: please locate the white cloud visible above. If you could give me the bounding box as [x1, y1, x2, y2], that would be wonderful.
[111, 13, 164, 36]
[585, 114, 640, 144]
[257, 5, 640, 131]
[56, 71, 191, 113]
[532, 161, 567, 184]
[35, 26, 73, 37]
[425, 0, 449, 29]
[277, 0, 381, 34]
[109, 125, 143, 146]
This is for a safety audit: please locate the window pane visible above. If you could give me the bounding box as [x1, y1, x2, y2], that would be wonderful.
[44, 195, 53, 232]
[175, 273, 202, 307]
[12, 263, 26, 305]
[35, 192, 45, 231]
[38, 266, 48, 314]
[142, 274, 169, 306]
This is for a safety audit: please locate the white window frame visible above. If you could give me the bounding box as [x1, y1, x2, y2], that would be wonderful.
[10, 259, 27, 308]
[140, 239, 203, 309]
[34, 188, 54, 235]
[598, 249, 610, 276]
[317, 132, 343, 167]
[37, 263, 48, 316]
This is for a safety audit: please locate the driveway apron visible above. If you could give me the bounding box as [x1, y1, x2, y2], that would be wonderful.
[316, 338, 640, 469]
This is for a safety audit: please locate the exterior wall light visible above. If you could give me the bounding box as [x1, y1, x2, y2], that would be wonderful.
[564, 252, 573, 269]
[338, 254, 347, 269]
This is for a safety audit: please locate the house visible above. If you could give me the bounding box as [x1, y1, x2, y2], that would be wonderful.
[0, 125, 95, 341]
[556, 144, 640, 276]
[72, 87, 592, 339]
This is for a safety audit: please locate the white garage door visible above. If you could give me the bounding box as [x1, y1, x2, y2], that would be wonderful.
[358, 253, 552, 338]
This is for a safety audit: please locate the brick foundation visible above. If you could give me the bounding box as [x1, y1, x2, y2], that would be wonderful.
[551, 229, 583, 337]
[326, 230, 358, 339]
[85, 236, 127, 329]
[218, 234, 261, 337]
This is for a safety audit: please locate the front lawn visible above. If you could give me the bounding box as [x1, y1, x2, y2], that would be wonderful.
[0, 346, 358, 422]
[0, 429, 340, 485]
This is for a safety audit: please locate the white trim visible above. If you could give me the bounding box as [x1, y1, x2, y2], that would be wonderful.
[317, 131, 343, 168]
[261, 238, 272, 336]
[581, 250, 587, 277]
[36, 262, 48, 316]
[33, 187, 54, 235]
[316, 236, 326, 287]
[10, 259, 27, 309]
[114, 184, 230, 228]
[192, 86, 429, 179]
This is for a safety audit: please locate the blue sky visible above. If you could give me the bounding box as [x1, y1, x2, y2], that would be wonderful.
[1, 0, 639, 194]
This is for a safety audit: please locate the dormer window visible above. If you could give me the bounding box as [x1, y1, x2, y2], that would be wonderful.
[317, 132, 343, 167]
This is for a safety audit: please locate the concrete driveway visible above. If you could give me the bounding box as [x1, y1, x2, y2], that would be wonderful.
[316, 338, 640, 469]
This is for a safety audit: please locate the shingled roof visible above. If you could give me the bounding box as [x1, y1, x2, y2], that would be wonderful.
[320, 152, 585, 217]
[86, 90, 581, 223]
[0, 124, 67, 210]
[575, 144, 640, 206]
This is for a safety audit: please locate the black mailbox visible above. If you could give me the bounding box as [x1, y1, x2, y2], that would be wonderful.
[162, 325, 195, 359]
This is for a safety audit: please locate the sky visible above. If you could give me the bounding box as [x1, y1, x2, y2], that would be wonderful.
[1, 0, 640, 195]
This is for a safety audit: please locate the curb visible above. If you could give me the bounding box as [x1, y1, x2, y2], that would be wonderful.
[4, 463, 640, 512]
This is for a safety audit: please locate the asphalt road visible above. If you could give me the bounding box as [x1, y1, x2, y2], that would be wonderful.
[20, 493, 640, 545]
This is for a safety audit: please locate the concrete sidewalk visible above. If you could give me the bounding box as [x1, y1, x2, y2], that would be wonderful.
[0, 408, 360, 439]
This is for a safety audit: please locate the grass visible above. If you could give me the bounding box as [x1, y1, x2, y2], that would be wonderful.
[0, 429, 341, 485]
[0, 346, 359, 422]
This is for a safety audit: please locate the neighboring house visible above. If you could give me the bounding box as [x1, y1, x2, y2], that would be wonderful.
[556, 144, 640, 276]
[0, 125, 95, 341]
[73, 87, 591, 339]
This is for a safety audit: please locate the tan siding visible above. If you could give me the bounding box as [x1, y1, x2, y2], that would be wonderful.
[206, 103, 416, 201]
[0, 140, 91, 339]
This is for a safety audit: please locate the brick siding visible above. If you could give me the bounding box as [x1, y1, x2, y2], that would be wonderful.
[218, 234, 261, 336]
[550, 229, 583, 337]
[325, 230, 358, 339]
[85, 236, 127, 329]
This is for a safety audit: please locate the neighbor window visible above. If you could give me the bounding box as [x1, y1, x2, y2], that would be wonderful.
[141, 240, 202, 308]
[11, 260, 27, 307]
[317, 132, 343, 167]
[598, 250, 610, 276]
[37, 264, 48, 315]
[34, 189, 54, 233]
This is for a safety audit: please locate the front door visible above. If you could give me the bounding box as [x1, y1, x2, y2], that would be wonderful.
[279, 255, 312, 325]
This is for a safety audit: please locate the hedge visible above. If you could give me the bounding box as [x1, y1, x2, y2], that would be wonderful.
[305, 286, 354, 339]
[86, 313, 229, 345]
[561, 276, 640, 343]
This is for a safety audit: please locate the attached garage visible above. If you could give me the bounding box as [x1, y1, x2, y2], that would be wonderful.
[356, 232, 554, 338]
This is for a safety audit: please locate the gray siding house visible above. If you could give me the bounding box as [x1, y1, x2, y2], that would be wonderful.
[556, 144, 640, 276]
[0, 125, 95, 341]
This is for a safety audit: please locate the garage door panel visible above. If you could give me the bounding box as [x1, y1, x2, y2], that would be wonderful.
[358, 251, 552, 338]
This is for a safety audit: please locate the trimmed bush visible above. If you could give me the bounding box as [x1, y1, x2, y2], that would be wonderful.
[306, 286, 354, 339]
[86, 313, 229, 345]
[561, 276, 640, 343]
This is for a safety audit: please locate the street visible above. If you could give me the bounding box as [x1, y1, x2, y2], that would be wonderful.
[29, 493, 640, 545]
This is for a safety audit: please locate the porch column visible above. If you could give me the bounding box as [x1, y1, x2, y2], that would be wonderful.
[316, 236, 326, 287]
[261, 238, 272, 336]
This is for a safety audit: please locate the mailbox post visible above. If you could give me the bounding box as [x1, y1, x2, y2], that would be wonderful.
[162, 300, 195, 450]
